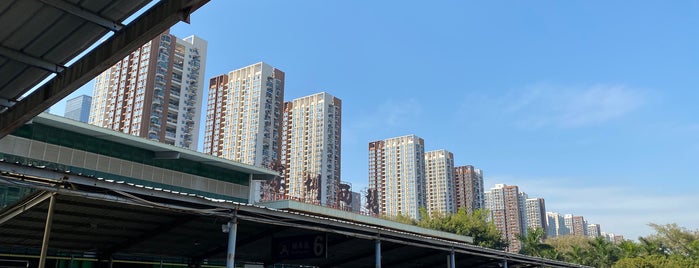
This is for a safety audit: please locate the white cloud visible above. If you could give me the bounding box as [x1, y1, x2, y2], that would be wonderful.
[503, 84, 646, 128]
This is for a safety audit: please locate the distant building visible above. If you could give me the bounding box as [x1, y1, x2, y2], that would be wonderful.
[454, 165, 484, 214]
[524, 198, 547, 235]
[613, 235, 625, 243]
[587, 224, 601, 238]
[519, 192, 528, 234]
[368, 134, 426, 220]
[564, 214, 574, 234]
[572, 215, 587, 236]
[64, 95, 92, 123]
[282, 92, 342, 206]
[424, 149, 455, 216]
[204, 62, 284, 167]
[546, 212, 569, 237]
[351, 191, 361, 213]
[484, 184, 523, 253]
[90, 31, 206, 150]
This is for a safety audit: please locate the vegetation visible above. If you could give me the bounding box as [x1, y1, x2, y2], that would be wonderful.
[386, 208, 507, 249]
[545, 223, 698, 267]
[385, 211, 699, 268]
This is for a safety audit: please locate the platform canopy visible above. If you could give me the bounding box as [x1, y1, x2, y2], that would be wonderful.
[0, 161, 589, 268]
[0, 0, 209, 138]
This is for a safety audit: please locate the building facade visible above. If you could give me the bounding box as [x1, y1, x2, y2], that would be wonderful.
[572, 215, 587, 236]
[281, 92, 341, 206]
[64, 95, 92, 123]
[524, 198, 547, 235]
[368, 135, 426, 220]
[546, 212, 570, 237]
[89, 31, 206, 150]
[484, 184, 523, 253]
[204, 62, 285, 168]
[424, 149, 455, 216]
[587, 224, 601, 238]
[454, 165, 484, 214]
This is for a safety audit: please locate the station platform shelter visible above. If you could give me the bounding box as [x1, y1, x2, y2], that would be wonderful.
[0, 114, 588, 268]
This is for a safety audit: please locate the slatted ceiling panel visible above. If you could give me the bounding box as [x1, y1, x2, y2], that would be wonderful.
[43, 19, 100, 63]
[4, 66, 49, 97]
[99, 0, 149, 22]
[22, 8, 67, 56]
[5, 7, 60, 50]
[0, 1, 12, 13]
[0, 2, 41, 43]
[82, 0, 116, 16]
[0, 60, 26, 95]
[2, 65, 46, 95]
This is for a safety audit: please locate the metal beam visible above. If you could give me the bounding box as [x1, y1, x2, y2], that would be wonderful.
[0, 190, 53, 225]
[0, 45, 65, 73]
[40, 0, 124, 31]
[38, 194, 57, 268]
[0, 0, 210, 139]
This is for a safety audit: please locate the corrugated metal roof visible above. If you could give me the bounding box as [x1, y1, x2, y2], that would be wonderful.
[0, 0, 150, 104]
[0, 165, 590, 268]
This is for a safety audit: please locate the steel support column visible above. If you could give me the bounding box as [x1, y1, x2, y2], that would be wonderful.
[225, 210, 238, 268]
[448, 250, 456, 268]
[375, 239, 381, 268]
[248, 173, 254, 202]
[38, 194, 56, 268]
[503, 259, 508, 268]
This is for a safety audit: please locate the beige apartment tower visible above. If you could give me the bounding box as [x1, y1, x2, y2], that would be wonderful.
[281, 92, 342, 206]
[368, 135, 426, 220]
[203, 62, 285, 168]
[424, 149, 455, 216]
[89, 31, 207, 150]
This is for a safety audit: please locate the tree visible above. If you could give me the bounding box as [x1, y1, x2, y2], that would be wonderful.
[647, 223, 699, 259]
[614, 254, 698, 268]
[517, 227, 555, 258]
[587, 236, 619, 268]
[617, 239, 641, 259]
[415, 208, 507, 250]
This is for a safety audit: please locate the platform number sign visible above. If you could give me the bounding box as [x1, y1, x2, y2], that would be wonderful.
[272, 234, 327, 260]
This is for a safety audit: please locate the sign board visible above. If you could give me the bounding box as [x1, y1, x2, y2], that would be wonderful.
[272, 234, 327, 260]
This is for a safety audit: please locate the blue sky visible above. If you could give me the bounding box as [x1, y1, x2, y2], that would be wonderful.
[51, 1, 699, 240]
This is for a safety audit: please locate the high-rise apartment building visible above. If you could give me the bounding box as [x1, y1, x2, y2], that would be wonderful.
[524, 198, 547, 236]
[546, 212, 569, 237]
[572, 215, 587, 236]
[203, 62, 285, 167]
[454, 165, 484, 214]
[519, 192, 529, 235]
[368, 135, 426, 220]
[281, 92, 341, 206]
[64, 95, 92, 123]
[90, 31, 206, 150]
[424, 150, 455, 216]
[564, 214, 574, 234]
[484, 184, 523, 253]
[587, 224, 601, 238]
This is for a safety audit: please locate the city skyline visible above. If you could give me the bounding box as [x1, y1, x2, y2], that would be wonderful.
[48, 1, 699, 240]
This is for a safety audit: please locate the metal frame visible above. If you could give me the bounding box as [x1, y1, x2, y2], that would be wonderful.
[0, 0, 209, 139]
